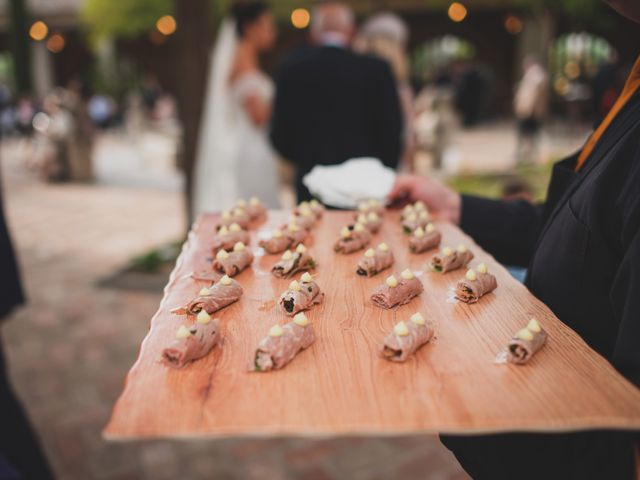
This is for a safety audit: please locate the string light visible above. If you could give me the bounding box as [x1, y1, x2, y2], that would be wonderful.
[156, 15, 177, 36]
[29, 21, 48, 41]
[505, 15, 523, 35]
[291, 8, 311, 29]
[448, 3, 467, 22]
[46, 33, 65, 53]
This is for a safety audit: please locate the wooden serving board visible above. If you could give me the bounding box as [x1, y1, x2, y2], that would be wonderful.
[104, 210, 640, 439]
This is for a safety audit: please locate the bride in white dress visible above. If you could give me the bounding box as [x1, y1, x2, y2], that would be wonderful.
[192, 2, 280, 218]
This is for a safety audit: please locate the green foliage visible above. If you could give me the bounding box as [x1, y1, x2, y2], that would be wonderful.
[81, 0, 173, 44]
[447, 162, 554, 203]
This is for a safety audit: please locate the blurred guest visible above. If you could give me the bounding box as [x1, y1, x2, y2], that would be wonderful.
[355, 12, 415, 171]
[62, 79, 94, 182]
[16, 96, 35, 137]
[270, 1, 403, 201]
[192, 0, 280, 217]
[0, 166, 55, 479]
[87, 93, 114, 129]
[514, 56, 548, 164]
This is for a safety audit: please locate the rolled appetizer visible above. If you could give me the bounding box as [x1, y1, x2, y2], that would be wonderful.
[290, 207, 316, 230]
[244, 197, 267, 221]
[162, 312, 221, 368]
[401, 209, 430, 234]
[252, 313, 315, 372]
[382, 312, 434, 362]
[271, 244, 316, 278]
[357, 199, 385, 217]
[212, 242, 254, 277]
[211, 223, 250, 254]
[171, 275, 243, 316]
[371, 269, 424, 309]
[355, 211, 382, 233]
[507, 318, 548, 364]
[356, 243, 394, 277]
[259, 228, 291, 254]
[334, 223, 372, 254]
[429, 245, 474, 273]
[282, 221, 309, 247]
[216, 207, 251, 230]
[455, 263, 497, 303]
[279, 273, 324, 316]
[408, 223, 441, 254]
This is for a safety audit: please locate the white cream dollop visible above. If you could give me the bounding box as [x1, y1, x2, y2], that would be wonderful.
[293, 312, 310, 327]
[394, 321, 410, 336]
[269, 325, 284, 337]
[385, 275, 398, 288]
[410, 312, 426, 325]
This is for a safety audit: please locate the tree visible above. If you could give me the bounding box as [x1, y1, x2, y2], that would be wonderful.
[81, 0, 173, 46]
[9, 0, 31, 93]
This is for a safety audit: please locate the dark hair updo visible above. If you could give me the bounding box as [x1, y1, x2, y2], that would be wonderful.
[231, 1, 270, 38]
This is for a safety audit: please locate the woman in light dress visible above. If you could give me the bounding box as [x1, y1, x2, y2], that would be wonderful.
[192, 1, 280, 219]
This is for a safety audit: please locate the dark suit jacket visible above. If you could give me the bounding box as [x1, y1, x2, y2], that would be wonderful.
[0, 174, 24, 321]
[270, 45, 403, 201]
[442, 89, 640, 479]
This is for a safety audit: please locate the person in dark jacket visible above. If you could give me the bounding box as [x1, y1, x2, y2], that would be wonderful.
[387, 1, 640, 478]
[0, 163, 55, 478]
[270, 1, 403, 202]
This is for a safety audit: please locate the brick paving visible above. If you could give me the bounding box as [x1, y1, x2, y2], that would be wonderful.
[0, 138, 468, 480]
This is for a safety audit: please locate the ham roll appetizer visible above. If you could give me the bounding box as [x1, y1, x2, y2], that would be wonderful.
[401, 209, 430, 234]
[259, 228, 291, 254]
[290, 209, 316, 230]
[271, 244, 316, 278]
[212, 242, 254, 277]
[334, 223, 372, 254]
[371, 270, 424, 309]
[211, 223, 250, 254]
[216, 207, 251, 230]
[241, 197, 267, 221]
[172, 275, 243, 316]
[355, 211, 382, 233]
[408, 223, 441, 254]
[357, 199, 385, 217]
[162, 312, 221, 368]
[356, 243, 394, 277]
[429, 245, 474, 273]
[252, 313, 315, 372]
[279, 273, 324, 316]
[282, 221, 309, 246]
[382, 312, 434, 362]
[295, 199, 324, 219]
[507, 318, 548, 364]
[455, 263, 497, 303]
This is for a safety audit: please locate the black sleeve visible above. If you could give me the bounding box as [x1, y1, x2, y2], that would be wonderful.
[610, 165, 640, 387]
[460, 195, 545, 267]
[270, 65, 295, 162]
[371, 62, 403, 169]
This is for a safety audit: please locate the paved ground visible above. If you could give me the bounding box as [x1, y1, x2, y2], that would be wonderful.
[0, 136, 469, 480]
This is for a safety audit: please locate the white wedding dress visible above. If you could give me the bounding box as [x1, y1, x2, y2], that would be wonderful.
[192, 20, 280, 219]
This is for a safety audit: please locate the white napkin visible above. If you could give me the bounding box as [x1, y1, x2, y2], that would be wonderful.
[302, 158, 396, 209]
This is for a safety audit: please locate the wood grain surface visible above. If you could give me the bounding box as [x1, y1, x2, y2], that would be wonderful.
[104, 211, 640, 440]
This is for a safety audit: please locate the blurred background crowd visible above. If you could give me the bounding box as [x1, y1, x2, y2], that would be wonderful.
[0, 0, 638, 479]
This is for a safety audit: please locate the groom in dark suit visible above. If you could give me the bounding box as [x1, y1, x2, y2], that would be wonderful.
[270, 1, 403, 202]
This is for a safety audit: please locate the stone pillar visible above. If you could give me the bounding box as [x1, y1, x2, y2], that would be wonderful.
[31, 41, 53, 98]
